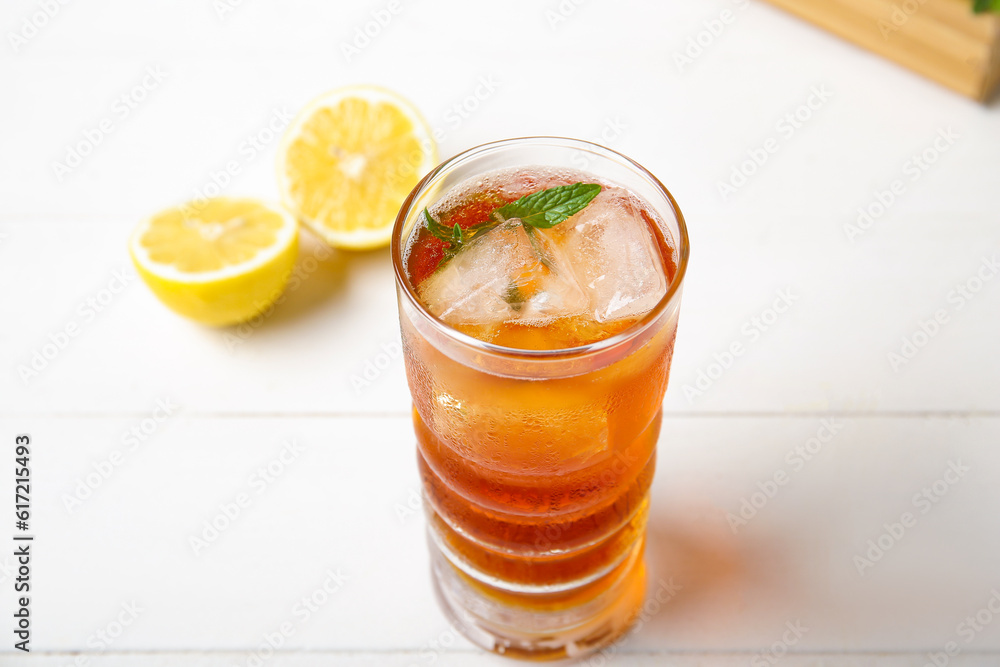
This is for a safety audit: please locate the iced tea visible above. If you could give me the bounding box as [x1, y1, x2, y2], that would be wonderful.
[392, 138, 687, 661]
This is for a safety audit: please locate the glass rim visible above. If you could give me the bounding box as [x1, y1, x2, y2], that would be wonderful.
[390, 136, 690, 360]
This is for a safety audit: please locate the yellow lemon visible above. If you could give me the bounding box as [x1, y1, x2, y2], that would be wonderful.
[129, 198, 299, 326]
[278, 85, 436, 250]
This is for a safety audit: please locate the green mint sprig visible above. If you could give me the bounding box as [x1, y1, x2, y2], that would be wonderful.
[421, 182, 601, 270]
[422, 208, 463, 250]
[973, 0, 999, 12]
[492, 182, 601, 228]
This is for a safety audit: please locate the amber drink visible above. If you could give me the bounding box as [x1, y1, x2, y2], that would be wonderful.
[391, 137, 688, 660]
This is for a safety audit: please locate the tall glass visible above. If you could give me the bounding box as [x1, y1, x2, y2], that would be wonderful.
[391, 137, 689, 661]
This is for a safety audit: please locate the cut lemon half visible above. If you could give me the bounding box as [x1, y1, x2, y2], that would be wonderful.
[278, 86, 437, 250]
[129, 198, 299, 326]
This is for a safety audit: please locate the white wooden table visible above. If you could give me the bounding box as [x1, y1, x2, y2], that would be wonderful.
[2, 0, 999, 664]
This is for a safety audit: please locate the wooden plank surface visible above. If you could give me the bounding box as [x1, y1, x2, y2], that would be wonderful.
[2, 0, 999, 664]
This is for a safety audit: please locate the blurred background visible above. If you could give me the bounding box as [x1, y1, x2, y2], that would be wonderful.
[1, 0, 998, 665]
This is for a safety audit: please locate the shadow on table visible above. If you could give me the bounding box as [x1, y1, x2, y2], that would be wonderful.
[232, 230, 389, 331]
[638, 510, 769, 631]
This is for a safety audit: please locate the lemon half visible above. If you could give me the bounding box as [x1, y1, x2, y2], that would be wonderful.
[130, 198, 299, 326]
[278, 85, 437, 250]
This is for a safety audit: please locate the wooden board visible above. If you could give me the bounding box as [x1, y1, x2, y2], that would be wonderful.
[762, 0, 1000, 100]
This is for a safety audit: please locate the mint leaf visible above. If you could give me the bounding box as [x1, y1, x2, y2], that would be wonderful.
[423, 208, 454, 244]
[420, 182, 602, 275]
[422, 208, 494, 247]
[503, 283, 526, 311]
[421, 208, 496, 271]
[973, 0, 1000, 11]
[494, 182, 601, 229]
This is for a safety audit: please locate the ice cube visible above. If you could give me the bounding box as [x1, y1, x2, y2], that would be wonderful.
[417, 220, 588, 329]
[554, 189, 667, 322]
